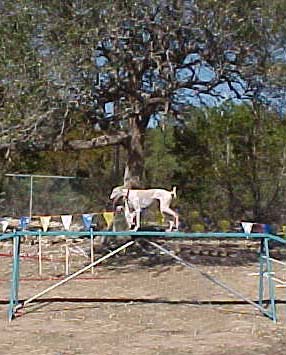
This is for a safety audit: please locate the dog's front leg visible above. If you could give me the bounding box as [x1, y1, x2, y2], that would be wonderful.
[130, 209, 140, 231]
[166, 220, 174, 232]
[129, 196, 141, 231]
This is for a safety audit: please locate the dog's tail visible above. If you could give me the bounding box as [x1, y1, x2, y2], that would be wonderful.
[171, 186, 177, 199]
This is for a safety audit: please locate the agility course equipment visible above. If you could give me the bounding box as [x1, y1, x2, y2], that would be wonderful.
[2, 229, 286, 323]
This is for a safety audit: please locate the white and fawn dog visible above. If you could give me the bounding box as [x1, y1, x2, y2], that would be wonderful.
[110, 186, 179, 231]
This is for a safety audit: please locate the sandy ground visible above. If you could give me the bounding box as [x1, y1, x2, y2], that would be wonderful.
[1, 237, 286, 355]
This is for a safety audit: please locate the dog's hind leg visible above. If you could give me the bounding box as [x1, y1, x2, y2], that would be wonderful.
[160, 206, 179, 231]
[166, 220, 174, 232]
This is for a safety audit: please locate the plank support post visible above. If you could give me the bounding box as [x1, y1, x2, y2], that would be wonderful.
[8, 233, 21, 322]
[259, 237, 277, 322]
[90, 228, 94, 274]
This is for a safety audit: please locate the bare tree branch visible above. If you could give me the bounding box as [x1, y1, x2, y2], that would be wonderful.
[67, 131, 129, 150]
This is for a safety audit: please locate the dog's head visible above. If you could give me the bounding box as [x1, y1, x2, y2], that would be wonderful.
[110, 186, 128, 202]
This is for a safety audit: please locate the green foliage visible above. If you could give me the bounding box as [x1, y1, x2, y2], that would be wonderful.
[218, 220, 231, 232]
[190, 210, 200, 221]
[192, 223, 205, 233]
[171, 103, 286, 224]
[144, 127, 178, 188]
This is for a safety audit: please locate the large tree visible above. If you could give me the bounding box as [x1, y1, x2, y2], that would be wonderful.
[1, 0, 286, 186]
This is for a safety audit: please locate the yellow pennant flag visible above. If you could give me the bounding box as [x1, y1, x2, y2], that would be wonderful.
[40, 216, 51, 232]
[103, 212, 114, 229]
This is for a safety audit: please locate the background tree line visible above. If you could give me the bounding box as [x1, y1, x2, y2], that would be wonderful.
[2, 103, 286, 230]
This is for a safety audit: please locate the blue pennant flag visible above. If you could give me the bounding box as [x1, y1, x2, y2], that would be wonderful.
[19, 216, 30, 230]
[263, 224, 272, 234]
[82, 214, 93, 230]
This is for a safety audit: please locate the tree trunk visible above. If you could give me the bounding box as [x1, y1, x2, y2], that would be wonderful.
[123, 116, 145, 188]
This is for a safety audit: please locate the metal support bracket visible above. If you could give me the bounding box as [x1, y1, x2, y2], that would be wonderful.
[143, 238, 277, 321]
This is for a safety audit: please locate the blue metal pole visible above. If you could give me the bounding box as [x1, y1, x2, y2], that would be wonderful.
[8, 233, 21, 321]
[259, 238, 265, 308]
[264, 238, 277, 322]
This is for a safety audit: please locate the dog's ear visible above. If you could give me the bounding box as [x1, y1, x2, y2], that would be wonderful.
[171, 186, 177, 199]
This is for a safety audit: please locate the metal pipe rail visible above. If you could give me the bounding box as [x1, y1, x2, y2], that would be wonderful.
[1, 230, 286, 243]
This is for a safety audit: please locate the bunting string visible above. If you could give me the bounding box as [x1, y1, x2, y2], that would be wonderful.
[0, 211, 114, 233]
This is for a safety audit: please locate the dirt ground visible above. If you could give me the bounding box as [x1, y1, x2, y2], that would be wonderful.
[1, 237, 286, 355]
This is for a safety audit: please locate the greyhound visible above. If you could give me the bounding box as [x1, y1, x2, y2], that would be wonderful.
[110, 186, 179, 231]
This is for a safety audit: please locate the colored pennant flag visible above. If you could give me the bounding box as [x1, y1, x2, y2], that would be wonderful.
[61, 215, 73, 230]
[241, 222, 253, 234]
[0, 219, 9, 233]
[263, 224, 272, 234]
[40, 216, 51, 232]
[19, 216, 30, 230]
[82, 214, 93, 230]
[103, 212, 114, 229]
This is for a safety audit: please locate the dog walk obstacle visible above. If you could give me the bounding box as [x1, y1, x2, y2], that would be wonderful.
[2, 230, 286, 322]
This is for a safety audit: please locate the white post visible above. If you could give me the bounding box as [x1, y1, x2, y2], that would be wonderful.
[65, 238, 69, 275]
[38, 232, 42, 276]
[90, 229, 94, 274]
[29, 176, 33, 220]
